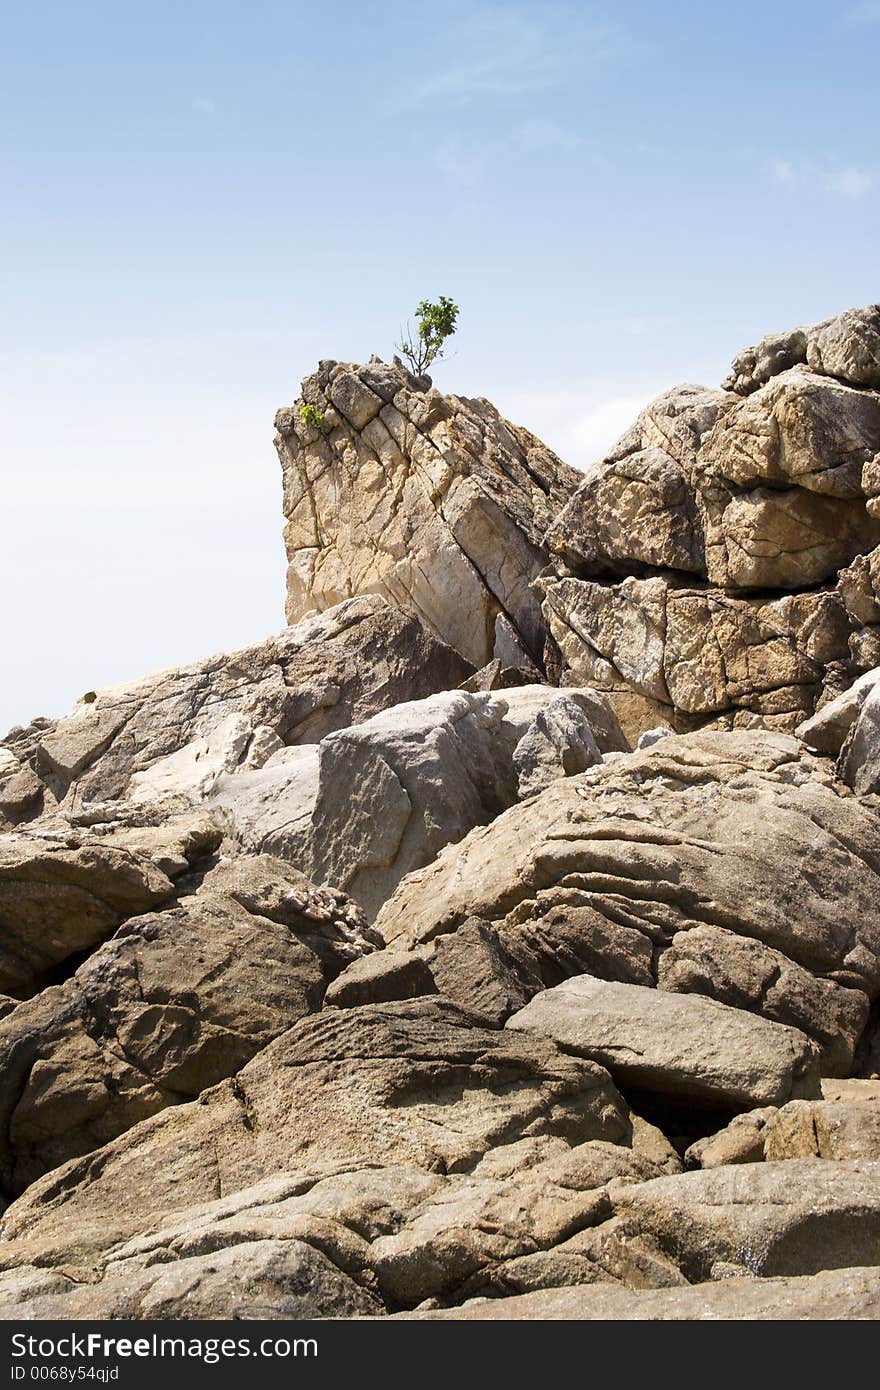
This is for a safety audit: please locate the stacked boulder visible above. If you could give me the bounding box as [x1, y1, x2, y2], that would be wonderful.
[0, 305, 879, 1321]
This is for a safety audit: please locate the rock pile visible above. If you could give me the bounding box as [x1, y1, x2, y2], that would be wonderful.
[1, 304, 879, 1320]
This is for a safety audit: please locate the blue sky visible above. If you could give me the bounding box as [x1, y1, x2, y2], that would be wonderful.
[2, 0, 878, 733]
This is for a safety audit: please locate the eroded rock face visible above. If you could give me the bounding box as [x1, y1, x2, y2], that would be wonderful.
[276, 358, 581, 671]
[198, 686, 623, 919]
[0, 831, 182, 995]
[538, 309, 880, 733]
[375, 730, 880, 1076]
[0, 999, 634, 1284]
[0, 854, 375, 1197]
[3, 597, 471, 819]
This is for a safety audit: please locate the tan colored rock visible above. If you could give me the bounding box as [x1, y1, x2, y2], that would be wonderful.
[541, 572, 853, 727]
[324, 951, 437, 1009]
[610, 1160, 880, 1280]
[0, 854, 375, 1197]
[20, 596, 470, 813]
[375, 732, 880, 1064]
[764, 1100, 880, 1162]
[400, 1265, 880, 1319]
[0, 999, 631, 1276]
[684, 1110, 774, 1170]
[507, 976, 820, 1108]
[701, 367, 880, 500]
[657, 923, 868, 1075]
[277, 358, 581, 670]
[0, 832, 179, 994]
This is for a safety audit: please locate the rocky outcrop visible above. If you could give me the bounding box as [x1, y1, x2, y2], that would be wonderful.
[540, 308, 880, 734]
[153, 685, 624, 920]
[3, 304, 880, 1323]
[272, 311, 880, 739]
[0, 999, 640, 1300]
[0, 854, 375, 1197]
[2, 597, 470, 821]
[375, 731, 879, 1077]
[276, 358, 581, 671]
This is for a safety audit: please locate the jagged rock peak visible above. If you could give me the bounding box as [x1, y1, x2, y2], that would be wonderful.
[723, 303, 880, 396]
[275, 356, 581, 672]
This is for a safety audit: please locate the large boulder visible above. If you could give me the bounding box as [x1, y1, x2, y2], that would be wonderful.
[506, 976, 820, 1109]
[609, 1160, 880, 1280]
[724, 304, 880, 395]
[276, 358, 581, 671]
[838, 682, 880, 794]
[0, 854, 376, 1197]
[192, 686, 623, 919]
[7, 597, 470, 816]
[0, 998, 634, 1285]
[375, 730, 880, 1075]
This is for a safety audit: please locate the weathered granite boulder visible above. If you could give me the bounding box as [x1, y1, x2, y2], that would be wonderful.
[838, 682, 880, 794]
[196, 685, 623, 919]
[0, 854, 375, 1197]
[375, 731, 880, 1074]
[724, 304, 880, 395]
[797, 665, 880, 755]
[0, 999, 635, 1285]
[609, 1160, 880, 1280]
[276, 357, 581, 671]
[506, 976, 820, 1108]
[5, 597, 470, 817]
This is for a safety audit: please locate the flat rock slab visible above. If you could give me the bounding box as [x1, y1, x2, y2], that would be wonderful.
[611, 1159, 880, 1280]
[400, 1264, 880, 1320]
[507, 975, 820, 1108]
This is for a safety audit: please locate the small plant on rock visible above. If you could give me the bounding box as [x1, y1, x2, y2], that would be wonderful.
[299, 402, 326, 433]
[397, 296, 459, 376]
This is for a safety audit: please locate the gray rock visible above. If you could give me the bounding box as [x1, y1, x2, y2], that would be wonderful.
[797, 666, 880, 755]
[15, 596, 471, 813]
[838, 682, 880, 793]
[507, 976, 820, 1108]
[207, 685, 623, 919]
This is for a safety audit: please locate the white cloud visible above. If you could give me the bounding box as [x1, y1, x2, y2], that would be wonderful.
[843, 2, 880, 23]
[394, 7, 614, 110]
[769, 157, 875, 200]
[823, 166, 875, 198]
[192, 97, 217, 116]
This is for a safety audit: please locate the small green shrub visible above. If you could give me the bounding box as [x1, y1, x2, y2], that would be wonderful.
[299, 402, 326, 433]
